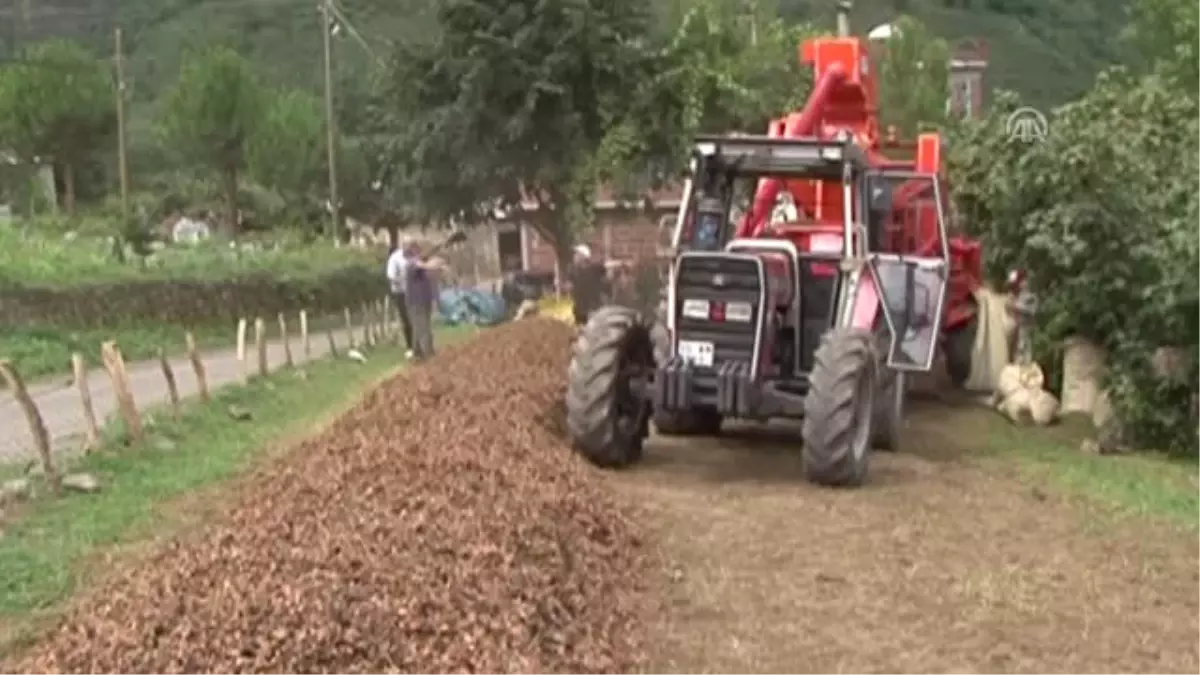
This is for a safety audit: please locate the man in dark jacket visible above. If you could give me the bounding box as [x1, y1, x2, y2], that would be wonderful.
[569, 244, 609, 326]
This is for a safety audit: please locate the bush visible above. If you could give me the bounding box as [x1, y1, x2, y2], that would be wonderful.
[947, 72, 1198, 455]
[0, 224, 381, 288]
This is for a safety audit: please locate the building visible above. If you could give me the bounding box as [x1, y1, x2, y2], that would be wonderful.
[948, 39, 989, 119]
[503, 184, 683, 275]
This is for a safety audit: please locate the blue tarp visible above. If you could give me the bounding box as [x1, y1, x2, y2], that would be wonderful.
[436, 287, 508, 326]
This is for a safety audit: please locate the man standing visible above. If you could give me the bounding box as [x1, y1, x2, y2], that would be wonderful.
[385, 237, 416, 358]
[403, 240, 443, 361]
[569, 244, 609, 327]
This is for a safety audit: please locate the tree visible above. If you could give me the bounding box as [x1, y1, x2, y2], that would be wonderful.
[0, 39, 114, 215]
[372, 0, 656, 270]
[947, 76, 1198, 455]
[643, 0, 815, 152]
[1124, 0, 1199, 86]
[874, 16, 950, 136]
[580, 0, 815, 213]
[157, 46, 265, 234]
[246, 89, 325, 218]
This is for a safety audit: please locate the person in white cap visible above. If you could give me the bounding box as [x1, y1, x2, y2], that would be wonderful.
[568, 243, 609, 326]
[385, 236, 416, 358]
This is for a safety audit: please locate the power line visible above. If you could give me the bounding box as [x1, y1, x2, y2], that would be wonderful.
[327, 0, 384, 67]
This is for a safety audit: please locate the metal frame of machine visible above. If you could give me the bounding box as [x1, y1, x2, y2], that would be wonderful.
[563, 2, 983, 487]
[653, 133, 951, 422]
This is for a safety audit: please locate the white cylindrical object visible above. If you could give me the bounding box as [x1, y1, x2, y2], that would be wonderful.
[1060, 336, 1106, 416]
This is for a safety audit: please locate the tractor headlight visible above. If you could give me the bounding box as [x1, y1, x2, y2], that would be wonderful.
[725, 301, 753, 322]
[681, 298, 709, 320]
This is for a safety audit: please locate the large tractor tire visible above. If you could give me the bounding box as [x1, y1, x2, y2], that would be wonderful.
[648, 316, 723, 436]
[801, 328, 878, 487]
[566, 306, 655, 468]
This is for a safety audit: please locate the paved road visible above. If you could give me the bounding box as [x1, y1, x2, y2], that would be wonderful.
[0, 325, 382, 464]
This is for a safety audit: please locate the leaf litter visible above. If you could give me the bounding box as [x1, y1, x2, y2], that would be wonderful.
[10, 318, 649, 674]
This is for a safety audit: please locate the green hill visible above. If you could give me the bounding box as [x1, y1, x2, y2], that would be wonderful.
[2, 0, 1127, 117]
[778, 0, 1131, 107]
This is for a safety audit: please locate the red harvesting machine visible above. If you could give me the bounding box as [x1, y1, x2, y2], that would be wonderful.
[565, 3, 984, 487]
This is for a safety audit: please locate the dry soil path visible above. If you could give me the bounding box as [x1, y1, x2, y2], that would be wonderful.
[615, 400, 1200, 673]
[0, 326, 369, 465]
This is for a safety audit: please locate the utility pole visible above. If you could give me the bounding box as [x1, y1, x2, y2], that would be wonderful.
[114, 27, 130, 220]
[320, 0, 341, 241]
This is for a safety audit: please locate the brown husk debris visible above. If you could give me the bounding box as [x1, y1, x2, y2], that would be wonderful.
[11, 318, 650, 674]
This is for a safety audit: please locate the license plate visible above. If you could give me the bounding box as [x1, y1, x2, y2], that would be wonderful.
[677, 339, 714, 367]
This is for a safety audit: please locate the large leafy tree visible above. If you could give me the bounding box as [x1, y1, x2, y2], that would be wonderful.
[0, 39, 114, 215]
[569, 0, 816, 219]
[157, 46, 265, 234]
[948, 79, 1198, 454]
[246, 89, 325, 217]
[372, 0, 656, 269]
[1123, 0, 1199, 86]
[874, 15, 950, 136]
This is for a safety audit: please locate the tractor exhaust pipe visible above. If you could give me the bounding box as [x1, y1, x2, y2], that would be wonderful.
[836, 0, 851, 37]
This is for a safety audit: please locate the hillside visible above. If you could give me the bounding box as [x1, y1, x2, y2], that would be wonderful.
[1, 0, 1129, 110]
[778, 0, 1132, 106]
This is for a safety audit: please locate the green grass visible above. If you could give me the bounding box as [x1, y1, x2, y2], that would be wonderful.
[0, 323, 234, 384]
[0, 224, 380, 288]
[980, 413, 1198, 529]
[0, 313, 351, 384]
[0, 326, 475, 636]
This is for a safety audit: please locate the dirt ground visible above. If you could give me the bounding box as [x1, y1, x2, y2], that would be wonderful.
[5, 321, 1197, 673]
[619, 400, 1200, 674]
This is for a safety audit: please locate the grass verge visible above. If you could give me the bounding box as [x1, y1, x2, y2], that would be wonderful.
[0, 313, 350, 385]
[978, 411, 1198, 529]
[0, 325, 476, 644]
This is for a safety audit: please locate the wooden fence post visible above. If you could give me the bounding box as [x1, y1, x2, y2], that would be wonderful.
[382, 296, 393, 339]
[236, 318, 248, 383]
[375, 299, 386, 342]
[254, 318, 268, 377]
[326, 321, 338, 357]
[185, 332, 210, 402]
[300, 309, 311, 360]
[71, 353, 100, 451]
[158, 347, 181, 419]
[101, 341, 143, 444]
[278, 312, 294, 368]
[362, 302, 374, 346]
[0, 360, 59, 493]
[344, 307, 356, 349]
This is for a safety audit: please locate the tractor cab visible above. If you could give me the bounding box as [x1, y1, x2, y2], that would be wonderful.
[657, 133, 951, 421]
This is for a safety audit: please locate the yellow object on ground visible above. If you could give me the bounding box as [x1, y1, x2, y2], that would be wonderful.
[537, 296, 575, 324]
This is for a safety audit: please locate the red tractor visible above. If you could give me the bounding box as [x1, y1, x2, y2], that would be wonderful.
[565, 8, 983, 486]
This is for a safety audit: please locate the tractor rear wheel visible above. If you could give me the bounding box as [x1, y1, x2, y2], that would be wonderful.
[801, 328, 878, 487]
[649, 321, 723, 435]
[566, 306, 654, 468]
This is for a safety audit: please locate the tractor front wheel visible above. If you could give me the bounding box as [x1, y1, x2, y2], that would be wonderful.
[649, 321, 723, 435]
[801, 328, 878, 487]
[566, 306, 654, 468]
